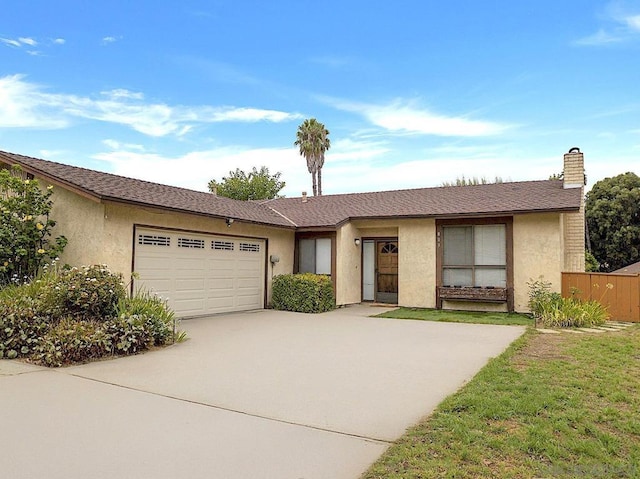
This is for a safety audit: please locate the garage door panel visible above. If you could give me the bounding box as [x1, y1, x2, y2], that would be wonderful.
[173, 300, 206, 316]
[206, 298, 235, 310]
[134, 228, 265, 317]
[175, 278, 206, 291]
[237, 277, 261, 288]
[207, 278, 235, 290]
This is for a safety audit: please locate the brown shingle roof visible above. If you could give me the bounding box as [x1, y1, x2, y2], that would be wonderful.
[0, 150, 582, 230]
[264, 181, 582, 228]
[0, 151, 294, 228]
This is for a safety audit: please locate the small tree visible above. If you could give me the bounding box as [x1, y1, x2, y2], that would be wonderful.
[208, 166, 285, 201]
[0, 166, 67, 285]
[441, 176, 505, 187]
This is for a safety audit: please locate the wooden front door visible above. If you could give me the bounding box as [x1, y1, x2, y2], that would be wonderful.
[376, 240, 398, 304]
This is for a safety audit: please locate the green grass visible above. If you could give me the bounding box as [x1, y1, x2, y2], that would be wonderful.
[377, 307, 534, 326]
[362, 325, 640, 479]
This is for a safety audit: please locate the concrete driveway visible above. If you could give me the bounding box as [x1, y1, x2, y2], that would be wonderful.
[0, 305, 525, 479]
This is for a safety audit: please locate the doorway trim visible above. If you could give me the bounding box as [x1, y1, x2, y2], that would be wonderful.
[361, 237, 399, 304]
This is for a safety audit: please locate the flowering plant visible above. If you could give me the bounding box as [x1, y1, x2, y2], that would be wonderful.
[0, 166, 67, 286]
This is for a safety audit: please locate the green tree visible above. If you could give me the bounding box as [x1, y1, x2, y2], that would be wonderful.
[441, 176, 505, 187]
[294, 118, 331, 196]
[208, 166, 285, 201]
[585, 250, 600, 272]
[586, 172, 640, 272]
[0, 166, 67, 285]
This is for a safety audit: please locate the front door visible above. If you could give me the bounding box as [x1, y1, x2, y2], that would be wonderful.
[376, 240, 399, 303]
[362, 239, 399, 303]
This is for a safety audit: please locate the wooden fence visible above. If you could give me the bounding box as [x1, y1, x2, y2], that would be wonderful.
[561, 272, 640, 322]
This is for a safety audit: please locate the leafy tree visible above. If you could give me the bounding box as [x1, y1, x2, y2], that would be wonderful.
[0, 166, 67, 285]
[586, 172, 640, 272]
[441, 176, 505, 187]
[208, 166, 285, 201]
[294, 118, 331, 196]
[585, 250, 600, 272]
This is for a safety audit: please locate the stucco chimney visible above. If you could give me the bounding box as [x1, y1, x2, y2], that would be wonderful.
[563, 147, 585, 189]
[210, 185, 217, 196]
[302, 191, 307, 203]
[562, 147, 586, 272]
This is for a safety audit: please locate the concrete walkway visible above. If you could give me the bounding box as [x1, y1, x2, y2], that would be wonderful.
[0, 305, 525, 479]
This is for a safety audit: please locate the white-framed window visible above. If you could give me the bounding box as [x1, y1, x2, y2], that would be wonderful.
[442, 224, 506, 287]
[298, 237, 332, 275]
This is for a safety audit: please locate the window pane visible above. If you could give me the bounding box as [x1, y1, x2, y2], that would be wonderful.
[315, 238, 332, 274]
[475, 268, 506, 287]
[443, 268, 473, 287]
[443, 227, 472, 265]
[474, 225, 506, 266]
[299, 239, 315, 273]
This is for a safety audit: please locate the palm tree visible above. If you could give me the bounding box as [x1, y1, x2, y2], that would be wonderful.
[294, 118, 331, 196]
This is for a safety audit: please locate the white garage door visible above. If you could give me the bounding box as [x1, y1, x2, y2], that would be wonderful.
[133, 227, 265, 317]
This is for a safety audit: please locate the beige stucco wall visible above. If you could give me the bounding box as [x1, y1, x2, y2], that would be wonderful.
[50, 187, 107, 267]
[50, 188, 294, 302]
[335, 222, 361, 305]
[335, 218, 436, 308]
[50, 185, 569, 313]
[513, 213, 563, 311]
[398, 219, 436, 308]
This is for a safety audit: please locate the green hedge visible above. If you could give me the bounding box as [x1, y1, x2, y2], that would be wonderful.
[271, 273, 335, 313]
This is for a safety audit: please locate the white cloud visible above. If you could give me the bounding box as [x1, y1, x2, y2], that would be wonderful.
[18, 37, 37, 46]
[0, 74, 302, 136]
[329, 98, 509, 137]
[102, 139, 146, 151]
[53, 38, 65, 45]
[625, 14, 640, 30]
[576, 4, 640, 45]
[102, 36, 118, 44]
[0, 75, 68, 128]
[210, 107, 302, 123]
[1, 36, 62, 53]
[1, 37, 22, 47]
[93, 146, 307, 194]
[574, 29, 622, 46]
[327, 138, 391, 162]
[101, 89, 145, 100]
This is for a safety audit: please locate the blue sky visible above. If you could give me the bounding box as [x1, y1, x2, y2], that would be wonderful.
[1, 1, 639, 196]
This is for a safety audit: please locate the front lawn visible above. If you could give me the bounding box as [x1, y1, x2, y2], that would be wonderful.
[377, 307, 533, 326]
[362, 326, 640, 479]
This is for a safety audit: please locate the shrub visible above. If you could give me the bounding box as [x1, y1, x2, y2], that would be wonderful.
[115, 290, 175, 346]
[0, 280, 54, 359]
[48, 265, 127, 320]
[105, 315, 154, 355]
[35, 318, 112, 367]
[0, 295, 50, 359]
[0, 166, 67, 286]
[271, 273, 335, 313]
[527, 278, 609, 328]
[1, 263, 182, 366]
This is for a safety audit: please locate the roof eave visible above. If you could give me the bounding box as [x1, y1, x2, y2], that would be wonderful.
[293, 206, 581, 229]
[100, 196, 296, 230]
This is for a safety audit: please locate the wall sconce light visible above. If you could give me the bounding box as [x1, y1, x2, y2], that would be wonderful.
[354, 238, 361, 246]
[225, 218, 234, 227]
